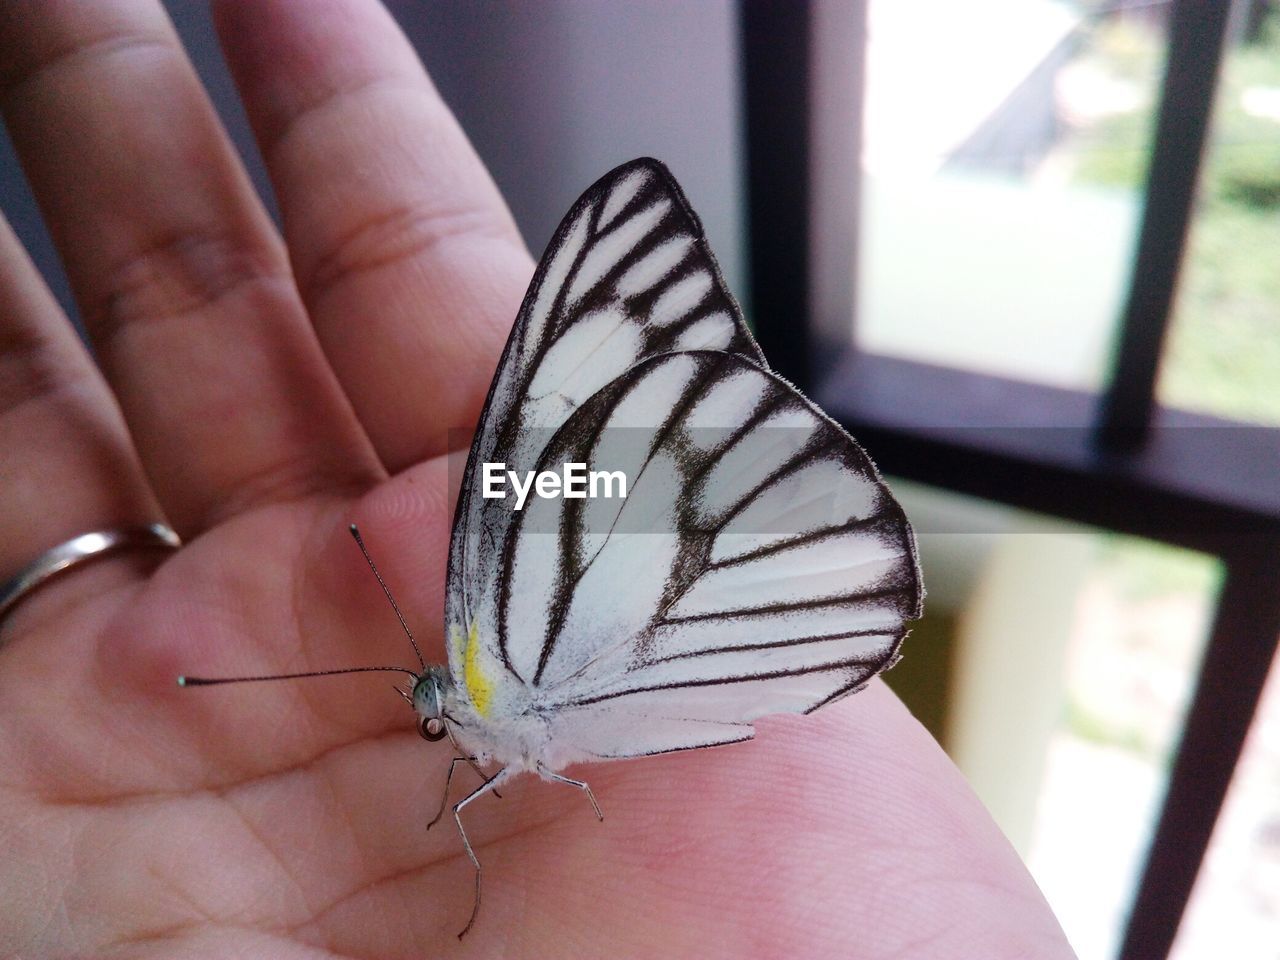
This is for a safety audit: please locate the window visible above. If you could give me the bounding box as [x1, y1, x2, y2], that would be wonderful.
[741, 2, 1280, 957]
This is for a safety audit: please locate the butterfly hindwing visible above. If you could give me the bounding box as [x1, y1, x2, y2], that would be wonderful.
[495, 351, 920, 759]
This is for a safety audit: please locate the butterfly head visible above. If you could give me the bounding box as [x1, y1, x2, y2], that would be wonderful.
[412, 665, 452, 742]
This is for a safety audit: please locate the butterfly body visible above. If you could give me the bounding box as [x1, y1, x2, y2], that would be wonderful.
[431, 672, 558, 774]
[413, 628, 586, 774]
[444, 695, 551, 772]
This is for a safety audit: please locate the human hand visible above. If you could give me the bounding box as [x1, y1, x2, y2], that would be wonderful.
[0, 1, 1077, 956]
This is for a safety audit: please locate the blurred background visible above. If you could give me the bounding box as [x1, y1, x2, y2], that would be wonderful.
[3, 2, 1277, 958]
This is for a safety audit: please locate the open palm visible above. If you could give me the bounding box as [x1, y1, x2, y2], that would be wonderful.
[0, 2, 1077, 957]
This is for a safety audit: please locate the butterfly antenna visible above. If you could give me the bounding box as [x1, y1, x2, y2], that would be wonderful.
[349, 524, 426, 671]
[178, 665, 420, 687]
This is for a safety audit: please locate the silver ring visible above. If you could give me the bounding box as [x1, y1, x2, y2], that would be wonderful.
[0, 524, 181, 621]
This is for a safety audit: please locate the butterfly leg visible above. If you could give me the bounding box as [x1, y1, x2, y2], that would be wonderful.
[428, 756, 489, 830]
[453, 766, 511, 939]
[427, 762, 473, 829]
[537, 764, 604, 822]
[442, 721, 501, 805]
[468, 758, 502, 800]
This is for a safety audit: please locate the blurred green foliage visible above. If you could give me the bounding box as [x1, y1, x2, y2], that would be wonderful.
[1095, 533, 1221, 602]
[1071, 9, 1280, 424]
[1064, 695, 1155, 758]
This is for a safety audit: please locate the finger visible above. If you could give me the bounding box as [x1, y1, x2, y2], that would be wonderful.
[0, 215, 164, 635]
[0, 1, 380, 537]
[212, 0, 534, 471]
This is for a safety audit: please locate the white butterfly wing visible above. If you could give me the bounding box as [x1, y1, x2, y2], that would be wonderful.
[506, 352, 919, 759]
[446, 159, 763, 684]
[445, 160, 921, 760]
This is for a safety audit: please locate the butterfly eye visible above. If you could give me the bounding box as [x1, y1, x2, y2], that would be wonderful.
[418, 716, 447, 742]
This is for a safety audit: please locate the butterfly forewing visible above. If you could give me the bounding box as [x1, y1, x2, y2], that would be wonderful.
[445, 159, 921, 760]
[446, 159, 762, 680]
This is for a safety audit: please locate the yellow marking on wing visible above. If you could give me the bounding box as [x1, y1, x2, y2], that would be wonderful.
[463, 621, 493, 717]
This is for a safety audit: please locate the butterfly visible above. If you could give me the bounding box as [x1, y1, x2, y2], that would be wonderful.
[182, 158, 923, 937]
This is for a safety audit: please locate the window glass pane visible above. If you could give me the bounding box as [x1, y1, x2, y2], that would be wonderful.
[885, 481, 1222, 959]
[1026, 535, 1221, 959]
[1159, 8, 1280, 425]
[1170, 645, 1280, 959]
[857, 1, 1167, 390]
